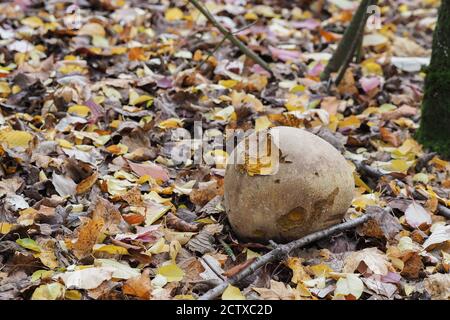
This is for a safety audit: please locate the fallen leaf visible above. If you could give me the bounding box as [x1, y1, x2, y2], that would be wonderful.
[52, 174, 77, 197]
[156, 262, 185, 282]
[31, 283, 65, 300]
[423, 225, 450, 250]
[405, 203, 432, 229]
[343, 247, 391, 276]
[334, 274, 364, 299]
[58, 267, 113, 290]
[222, 285, 246, 300]
[123, 269, 153, 299]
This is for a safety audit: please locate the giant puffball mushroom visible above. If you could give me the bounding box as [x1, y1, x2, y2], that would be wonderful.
[224, 126, 354, 243]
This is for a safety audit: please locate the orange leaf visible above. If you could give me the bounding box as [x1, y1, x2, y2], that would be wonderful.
[380, 127, 400, 147]
[128, 47, 146, 61]
[123, 269, 152, 299]
[76, 172, 98, 194]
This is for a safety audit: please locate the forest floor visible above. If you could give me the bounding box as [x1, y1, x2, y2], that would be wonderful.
[0, 0, 449, 300]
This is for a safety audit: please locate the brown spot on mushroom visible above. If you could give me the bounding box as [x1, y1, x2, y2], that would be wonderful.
[277, 206, 307, 230]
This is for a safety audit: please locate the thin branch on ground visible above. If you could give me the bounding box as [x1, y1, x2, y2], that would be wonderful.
[354, 161, 450, 219]
[189, 0, 272, 74]
[199, 214, 371, 300]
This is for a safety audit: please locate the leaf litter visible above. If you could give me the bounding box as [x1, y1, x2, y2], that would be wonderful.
[0, 0, 448, 300]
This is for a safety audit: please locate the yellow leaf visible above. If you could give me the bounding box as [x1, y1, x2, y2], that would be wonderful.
[354, 172, 372, 193]
[67, 105, 91, 117]
[37, 250, 59, 269]
[352, 194, 379, 210]
[156, 262, 185, 282]
[413, 173, 429, 184]
[175, 294, 195, 300]
[165, 8, 184, 21]
[21, 16, 44, 28]
[65, 290, 82, 300]
[0, 222, 13, 235]
[129, 90, 154, 106]
[56, 139, 73, 149]
[0, 82, 11, 95]
[0, 130, 33, 149]
[362, 60, 383, 76]
[78, 22, 106, 37]
[338, 115, 361, 129]
[285, 94, 307, 112]
[222, 285, 246, 300]
[31, 283, 65, 300]
[144, 203, 171, 226]
[93, 244, 129, 255]
[31, 270, 54, 282]
[379, 104, 397, 113]
[244, 12, 258, 21]
[245, 248, 261, 260]
[286, 257, 311, 284]
[390, 159, 411, 173]
[290, 85, 306, 93]
[309, 264, 333, 278]
[335, 274, 364, 299]
[147, 238, 170, 254]
[213, 106, 235, 121]
[219, 79, 238, 89]
[158, 118, 183, 129]
[255, 116, 272, 132]
[16, 238, 42, 252]
[431, 156, 449, 170]
[58, 64, 87, 75]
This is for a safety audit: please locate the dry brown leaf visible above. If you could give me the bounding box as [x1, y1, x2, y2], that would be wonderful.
[253, 280, 300, 300]
[123, 269, 152, 300]
[381, 105, 417, 121]
[71, 216, 105, 259]
[76, 172, 98, 194]
[343, 247, 392, 276]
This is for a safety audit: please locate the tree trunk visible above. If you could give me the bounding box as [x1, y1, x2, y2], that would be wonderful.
[417, 0, 450, 157]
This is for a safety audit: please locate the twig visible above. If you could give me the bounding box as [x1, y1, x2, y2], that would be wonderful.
[199, 214, 371, 300]
[197, 21, 257, 70]
[354, 161, 450, 219]
[321, 0, 377, 82]
[415, 152, 437, 172]
[189, 0, 272, 74]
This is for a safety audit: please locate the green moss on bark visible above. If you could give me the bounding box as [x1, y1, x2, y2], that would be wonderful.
[416, 71, 450, 157]
[417, 0, 450, 157]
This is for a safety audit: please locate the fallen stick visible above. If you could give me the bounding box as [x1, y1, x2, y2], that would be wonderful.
[198, 214, 371, 300]
[354, 161, 450, 219]
[188, 0, 272, 74]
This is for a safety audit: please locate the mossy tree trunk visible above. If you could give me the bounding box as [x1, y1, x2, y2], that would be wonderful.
[417, 0, 450, 157]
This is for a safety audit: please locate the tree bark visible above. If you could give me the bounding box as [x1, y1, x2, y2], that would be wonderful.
[417, 0, 450, 157]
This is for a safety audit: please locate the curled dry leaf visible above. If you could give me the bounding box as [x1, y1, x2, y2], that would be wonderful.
[76, 172, 98, 194]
